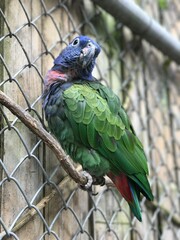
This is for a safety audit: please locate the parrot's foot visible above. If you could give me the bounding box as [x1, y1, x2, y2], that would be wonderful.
[80, 171, 98, 195]
[80, 171, 93, 190]
[79, 172, 105, 195]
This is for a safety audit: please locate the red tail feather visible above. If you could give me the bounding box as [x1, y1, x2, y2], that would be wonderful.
[108, 172, 133, 202]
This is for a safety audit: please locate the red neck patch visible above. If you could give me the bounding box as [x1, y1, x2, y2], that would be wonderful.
[44, 70, 68, 88]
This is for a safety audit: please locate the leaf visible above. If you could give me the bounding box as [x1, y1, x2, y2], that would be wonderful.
[158, 0, 168, 9]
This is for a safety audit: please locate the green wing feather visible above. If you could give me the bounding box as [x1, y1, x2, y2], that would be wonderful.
[62, 81, 153, 200]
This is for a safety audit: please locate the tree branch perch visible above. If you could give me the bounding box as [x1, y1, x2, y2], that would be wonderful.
[0, 90, 87, 186]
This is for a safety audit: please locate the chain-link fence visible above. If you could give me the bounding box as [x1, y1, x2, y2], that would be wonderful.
[0, 0, 180, 239]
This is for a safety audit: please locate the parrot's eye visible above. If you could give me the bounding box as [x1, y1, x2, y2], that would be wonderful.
[87, 41, 92, 47]
[72, 38, 80, 46]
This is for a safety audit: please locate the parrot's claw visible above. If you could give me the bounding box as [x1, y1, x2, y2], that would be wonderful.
[80, 171, 105, 195]
[81, 171, 93, 189]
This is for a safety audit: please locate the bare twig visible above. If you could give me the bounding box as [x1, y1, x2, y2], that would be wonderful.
[0, 90, 87, 186]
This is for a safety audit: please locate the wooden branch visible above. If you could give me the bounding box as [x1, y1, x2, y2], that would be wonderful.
[0, 90, 87, 187]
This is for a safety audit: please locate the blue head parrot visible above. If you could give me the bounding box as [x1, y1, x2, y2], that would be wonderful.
[43, 35, 153, 221]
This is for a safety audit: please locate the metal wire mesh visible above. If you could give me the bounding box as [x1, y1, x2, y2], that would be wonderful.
[0, 0, 180, 239]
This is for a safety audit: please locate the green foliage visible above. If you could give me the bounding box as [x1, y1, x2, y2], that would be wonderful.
[158, 0, 168, 9]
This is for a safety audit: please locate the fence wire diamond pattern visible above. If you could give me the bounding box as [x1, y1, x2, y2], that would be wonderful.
[0, 0, 180, 239]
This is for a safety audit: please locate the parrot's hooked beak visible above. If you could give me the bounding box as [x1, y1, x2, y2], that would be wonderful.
[79, 42, 97, 68]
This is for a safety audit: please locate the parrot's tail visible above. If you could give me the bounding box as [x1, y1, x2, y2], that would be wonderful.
[107, 172, 142, 221]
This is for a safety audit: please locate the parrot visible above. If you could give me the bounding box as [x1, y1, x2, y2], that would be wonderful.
[43, 35, 153, 221]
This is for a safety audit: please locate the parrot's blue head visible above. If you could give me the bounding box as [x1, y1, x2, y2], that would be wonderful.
[52, 36, 101, 81]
